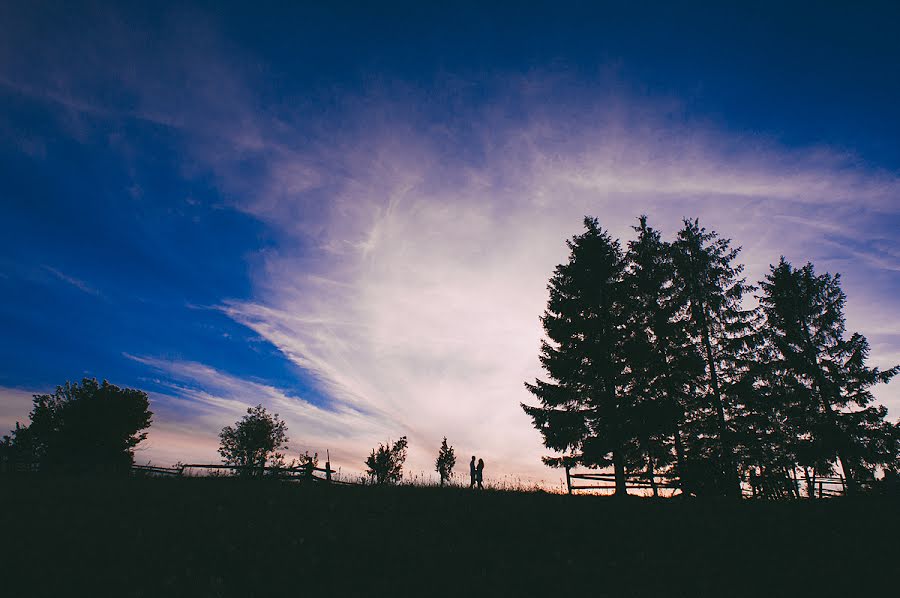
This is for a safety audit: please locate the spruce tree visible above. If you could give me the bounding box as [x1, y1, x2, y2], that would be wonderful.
[522, 217, 634, 496]
[622, 216, 704, 495]
[732, 339, 808, 499]
[671, 219, 759, 497]
[758, 258, 899, 493]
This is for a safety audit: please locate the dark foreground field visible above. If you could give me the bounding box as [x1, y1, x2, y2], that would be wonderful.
[1, 477, 896, 597]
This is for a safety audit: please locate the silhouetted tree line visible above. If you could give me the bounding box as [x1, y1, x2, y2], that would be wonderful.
[523, 216, 900, 498]
[1, 385, 458, 486]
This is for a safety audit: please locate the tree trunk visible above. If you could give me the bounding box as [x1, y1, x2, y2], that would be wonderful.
[700, 327, 740, 498]
[820, 399, 857, 495]
[658, 340, 689, 496]
[804, 467, 815, 499]
[798, 316, 858, 495]
[808, 377, 858, 495]
[836, 454, 856, 495]
[647, 450, 659, 498]
[786, 467, 800, 499]
[673, 422, 688, 494]
[613, 450, 628, 497]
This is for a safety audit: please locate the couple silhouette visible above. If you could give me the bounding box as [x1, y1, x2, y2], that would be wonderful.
[469, 456, 484, 489]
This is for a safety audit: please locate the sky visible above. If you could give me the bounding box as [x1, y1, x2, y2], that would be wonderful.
[2, 1, 899, 485]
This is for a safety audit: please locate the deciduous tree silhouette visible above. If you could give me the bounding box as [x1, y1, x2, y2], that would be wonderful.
[1, 378, 152, 473]
[365, 436, 408, 484]
[435, 437, 456, 486]
[218, 405, 289, 477]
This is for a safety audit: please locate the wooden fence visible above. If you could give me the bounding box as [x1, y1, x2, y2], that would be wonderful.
[131, 464, 184, 476]
[564, 465, 680, 496]
[563, 466, 871, 499]
[131, 461, 338, 482]
[743, 472, 848, 499]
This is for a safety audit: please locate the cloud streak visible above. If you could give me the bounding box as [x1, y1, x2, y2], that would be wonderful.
[42, 266, 103, 297]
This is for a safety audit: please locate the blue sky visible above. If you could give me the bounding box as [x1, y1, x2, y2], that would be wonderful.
[2, 1, 899, 482]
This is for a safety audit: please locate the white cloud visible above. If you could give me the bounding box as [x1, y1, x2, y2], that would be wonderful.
[211, 89, 900, 483]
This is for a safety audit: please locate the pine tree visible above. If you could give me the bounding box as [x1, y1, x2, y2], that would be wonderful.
[622, 216, 705, 496]
[758, 258, 899, 493]
[732, 338, 808, 499]
[435, 437, 456, 486]
[522, 217, 635, 496]
[671, 219, 759, 497]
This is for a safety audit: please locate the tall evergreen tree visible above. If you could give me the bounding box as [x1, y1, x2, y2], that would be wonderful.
[522, 217, 635, 496]
[622, 216, 704, 495]
[732, 338, 809, 499]
[672, 219, 759, 497]
[758, 258, 899, 493]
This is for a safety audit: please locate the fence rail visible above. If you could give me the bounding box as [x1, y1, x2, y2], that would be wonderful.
[130, 461, 339, 482]
[131, 464, 183, 476]
[563, 467, 872, 498]
[564, 466, 680, 495]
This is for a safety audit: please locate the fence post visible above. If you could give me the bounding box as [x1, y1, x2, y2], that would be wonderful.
[326, 450, 332, 483]
[565, 465, 572, 495]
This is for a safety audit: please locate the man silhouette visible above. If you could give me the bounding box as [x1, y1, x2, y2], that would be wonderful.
[469, 456, 477, 488]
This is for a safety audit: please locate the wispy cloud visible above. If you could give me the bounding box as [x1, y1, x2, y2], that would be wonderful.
[42, 266, 103, 297]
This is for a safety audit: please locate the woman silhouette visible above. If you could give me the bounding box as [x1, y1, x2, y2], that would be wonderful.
[476, 458, 484, 489]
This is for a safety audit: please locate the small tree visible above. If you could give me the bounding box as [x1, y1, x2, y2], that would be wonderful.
[218, 405, 289, 476]
[2, 378, 152, 473]
[435, 437, 456, 486]
[365, 436, 408, 484]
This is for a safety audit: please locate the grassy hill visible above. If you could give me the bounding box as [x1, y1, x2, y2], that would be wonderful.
[1, 476, 895, 597]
